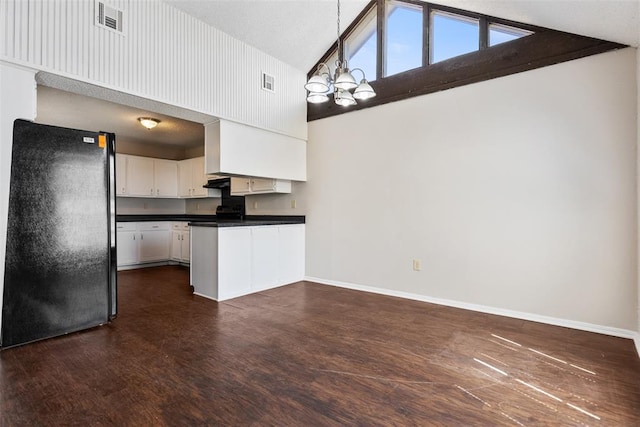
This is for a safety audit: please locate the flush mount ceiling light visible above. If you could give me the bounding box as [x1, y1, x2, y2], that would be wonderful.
[137, 117, 160, 130]
[305, 0, 376, 106]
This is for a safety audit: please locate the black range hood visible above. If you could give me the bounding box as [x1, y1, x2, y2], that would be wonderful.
[203, 177, 245, 220]
[203, 177, 230, 189]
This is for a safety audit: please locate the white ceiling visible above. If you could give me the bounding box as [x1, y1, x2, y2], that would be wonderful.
[165, 0, 640, 73]
[36, 86, 205, 148]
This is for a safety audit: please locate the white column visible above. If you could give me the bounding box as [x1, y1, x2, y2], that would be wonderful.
[0, 61, 37, 338]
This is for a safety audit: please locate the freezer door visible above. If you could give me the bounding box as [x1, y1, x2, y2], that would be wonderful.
[2, 120, 115, 348]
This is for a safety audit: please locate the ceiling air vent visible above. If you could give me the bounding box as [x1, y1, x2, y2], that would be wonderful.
[95, 0, 124, 34]
[261, 72, 275, 93]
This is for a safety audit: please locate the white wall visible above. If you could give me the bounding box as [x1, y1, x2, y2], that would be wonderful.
[0, 62, 37, 338]
[0, 0, 306, 139]
[302, 48, 638, 332]
[636, 48, 640, 353]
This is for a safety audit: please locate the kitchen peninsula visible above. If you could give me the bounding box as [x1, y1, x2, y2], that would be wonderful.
[190, 216, 305, 301]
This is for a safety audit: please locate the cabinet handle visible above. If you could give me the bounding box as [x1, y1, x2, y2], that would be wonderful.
[121, 187, 125, 193]
[141, 234, 143, 240]
[150, 188, 153, 194]
[156, 189, 160, 195]
[133, 235, 135, 240]
[152, 225, 159, 228]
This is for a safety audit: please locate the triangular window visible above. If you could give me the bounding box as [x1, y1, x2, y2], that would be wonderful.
[307, 0, 623, 121]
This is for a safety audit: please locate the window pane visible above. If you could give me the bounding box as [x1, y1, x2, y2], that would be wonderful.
[384, 1, 422, 77]
[345, 7, 377, 82]
[489, 23, 533, 46]
[430, 11, 479, 64]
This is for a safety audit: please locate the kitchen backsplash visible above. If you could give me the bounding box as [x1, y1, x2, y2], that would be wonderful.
[185, 198, 220, 214]
[116, 197, 187, 214]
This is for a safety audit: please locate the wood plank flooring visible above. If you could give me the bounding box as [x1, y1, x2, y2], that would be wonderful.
[1, 265, 639, 425]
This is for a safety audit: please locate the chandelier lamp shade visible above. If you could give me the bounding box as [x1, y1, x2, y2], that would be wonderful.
[305, 0, 376, 106]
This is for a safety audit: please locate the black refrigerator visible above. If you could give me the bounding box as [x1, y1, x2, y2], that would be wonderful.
[1, 119, 117, 349]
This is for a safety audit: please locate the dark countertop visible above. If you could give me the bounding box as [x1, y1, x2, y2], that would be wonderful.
[117, 214, 218, 222]
[190, 219, 304, 228]
[117, 214, 305, 227]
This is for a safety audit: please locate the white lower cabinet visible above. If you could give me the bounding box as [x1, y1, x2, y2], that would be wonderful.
[116, 223, 138, 266]
[191, 224, 305, 301]
[116, 222, 171, 268]
[251, 227, 280, 292]
[171, 222, 191, 263]
[138, 222, 171, 262]
[218, 227, 252, 300]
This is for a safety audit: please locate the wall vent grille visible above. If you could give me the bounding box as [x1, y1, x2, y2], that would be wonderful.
[95, 0, 124, 34]
[262, 72, 275, 93]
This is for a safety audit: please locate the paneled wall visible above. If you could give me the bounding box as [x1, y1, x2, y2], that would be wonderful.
[0, 0, 307, 139]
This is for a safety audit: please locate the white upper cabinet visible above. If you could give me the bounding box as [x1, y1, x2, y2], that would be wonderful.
[205, 119, 306, 181]
[118, 154, 218, 199]
[126, 155, 177, 198]
[126, 156, 156, 197]
[230, 177, 292, 196]
[178, 160, 193, 197]
[154, 159, 178, 197]
[115, 154, 128, 196]
[178, 157, 220, 198]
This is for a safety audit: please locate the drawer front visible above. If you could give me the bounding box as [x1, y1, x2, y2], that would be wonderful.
[116, 222, 136, 232]
[137, 221, 171, 231]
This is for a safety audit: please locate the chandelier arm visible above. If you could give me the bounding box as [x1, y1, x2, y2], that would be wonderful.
[350, 68, 367, 80]
[316, 62, 332, 77]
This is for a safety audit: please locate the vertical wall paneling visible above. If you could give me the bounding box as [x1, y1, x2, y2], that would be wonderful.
[0, 0, 307, 139]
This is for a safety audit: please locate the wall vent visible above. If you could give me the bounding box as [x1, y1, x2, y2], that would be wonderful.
[261, 72, 275, 93]
[95, 0, 124, 34]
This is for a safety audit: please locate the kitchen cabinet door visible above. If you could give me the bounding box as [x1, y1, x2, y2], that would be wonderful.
[127, 156, 154, 196]
[116, 230, 138, 266]
[230, 177, 251, 195]
[115, 154, 128, 195]
[139, 230, 171, 262]
[218, 227, 252, 300]
[250, 178, 275, 193]
[278, 224, 305, 284]
[251, 227, 279, 292]
[191, 157, 208, 197]
[178, 160, 192, 197]
[181, 230, 190, 263]
[154, 159, 178, 197]
[171, 230, 182, 260]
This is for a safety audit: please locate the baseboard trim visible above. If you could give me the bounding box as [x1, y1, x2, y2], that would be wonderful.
[305, 276, 638, 341]
[193, 292, 217, 302]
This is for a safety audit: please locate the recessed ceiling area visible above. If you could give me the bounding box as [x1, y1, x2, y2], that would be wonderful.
[36, 86, 206, 151]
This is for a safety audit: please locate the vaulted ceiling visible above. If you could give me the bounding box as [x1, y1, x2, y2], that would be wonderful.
[164, 0, 639, 72]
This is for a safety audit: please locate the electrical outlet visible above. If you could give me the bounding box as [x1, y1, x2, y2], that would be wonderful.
[143, 202, 148, 210]
[291, 199, 297, 209]
[412, 259, 421, 271]
[196, 203, 200, 210]
[253, 201, 258, 209]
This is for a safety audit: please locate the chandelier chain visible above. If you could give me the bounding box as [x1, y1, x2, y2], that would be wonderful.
[336, 0, 341, 64]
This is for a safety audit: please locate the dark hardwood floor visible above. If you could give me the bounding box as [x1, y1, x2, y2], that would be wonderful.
[1, 265, 639, 425]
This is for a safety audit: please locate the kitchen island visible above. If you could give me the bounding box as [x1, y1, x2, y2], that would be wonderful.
[190, 217, 305, 301]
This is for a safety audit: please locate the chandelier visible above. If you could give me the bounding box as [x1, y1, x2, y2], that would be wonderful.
[305, 0, 376, 106]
